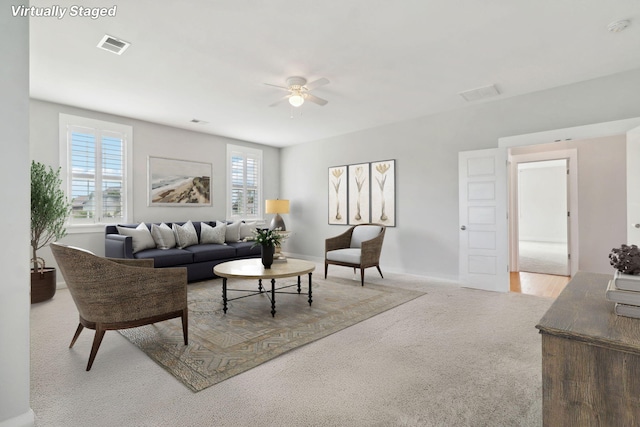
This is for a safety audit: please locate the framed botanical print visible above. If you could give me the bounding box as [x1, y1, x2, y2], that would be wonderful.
[328, 165, 348, 224]
[371, 159, 396, 226]
[348, 163, 370, 225]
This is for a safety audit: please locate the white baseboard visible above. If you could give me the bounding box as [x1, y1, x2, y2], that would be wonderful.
[0, 409, 35, 427]
[283, 252, 461, 286]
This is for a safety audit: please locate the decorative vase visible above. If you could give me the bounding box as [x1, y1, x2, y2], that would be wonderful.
[31, 268, 56, 304]
[261, 245, 274, 269]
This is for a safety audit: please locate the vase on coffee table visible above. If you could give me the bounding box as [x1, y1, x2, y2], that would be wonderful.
[261, 245, 274, 269]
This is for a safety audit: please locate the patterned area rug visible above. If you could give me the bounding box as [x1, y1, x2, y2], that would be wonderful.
[120, 275, 425, 392]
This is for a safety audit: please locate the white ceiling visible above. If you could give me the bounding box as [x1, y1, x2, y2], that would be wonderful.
[29, 0, 640, 147]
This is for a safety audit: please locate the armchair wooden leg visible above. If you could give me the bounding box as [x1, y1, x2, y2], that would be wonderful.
[324, 262, 328, 279]
[86, 326, 106, 371]
[181, 309, 189, 345]
[69, 323, 84, 348]
[361, 269, 365, 286]
[376, 265, 384, 279]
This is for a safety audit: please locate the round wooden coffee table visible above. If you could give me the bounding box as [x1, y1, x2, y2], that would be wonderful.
[213, 258, 315, 317]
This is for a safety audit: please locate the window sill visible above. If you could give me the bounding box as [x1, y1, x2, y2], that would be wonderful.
[66, 224, 112, 234]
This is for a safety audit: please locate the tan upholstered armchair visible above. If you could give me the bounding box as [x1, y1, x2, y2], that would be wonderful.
[325, 224, 386, 286]
[50, 242, 188, 371]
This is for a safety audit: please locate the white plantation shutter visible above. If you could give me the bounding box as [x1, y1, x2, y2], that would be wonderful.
[60, 115, 132, 226]
[101, 131, 125, 220]
[228, 145, 262, 219]
[69, 130, 96, 222]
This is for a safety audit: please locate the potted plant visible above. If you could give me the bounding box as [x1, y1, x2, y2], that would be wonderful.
[610, 244, 640, 275]
[31, 161, 71, 303]
[252, 228, 283, 269]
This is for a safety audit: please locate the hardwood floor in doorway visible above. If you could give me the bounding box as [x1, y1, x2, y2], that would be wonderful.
[510, 271, 569, 298]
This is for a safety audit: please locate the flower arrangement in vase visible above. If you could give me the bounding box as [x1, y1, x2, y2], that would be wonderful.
[252, 228, 284, 269]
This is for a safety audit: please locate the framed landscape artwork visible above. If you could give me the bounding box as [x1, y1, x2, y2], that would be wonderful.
[371, 159, 396, 227]
[148, 156, 212, 206]
[348, 163, 370, 225]
[328, 165, 348, 224]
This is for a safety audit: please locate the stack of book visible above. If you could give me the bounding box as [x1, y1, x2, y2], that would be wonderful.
[273, 253, 287, 263]
[605, 271, 640, 318]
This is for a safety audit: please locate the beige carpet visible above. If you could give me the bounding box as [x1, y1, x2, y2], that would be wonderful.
[31, 268, 553, 426]
[119, 275, 425, 392]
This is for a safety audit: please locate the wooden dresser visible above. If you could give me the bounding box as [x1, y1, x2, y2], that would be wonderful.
[536, 271, 640, 426]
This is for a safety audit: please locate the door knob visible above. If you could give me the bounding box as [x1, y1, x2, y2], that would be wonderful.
[460, 225, 466, 230]
[634, 224, 640, 229]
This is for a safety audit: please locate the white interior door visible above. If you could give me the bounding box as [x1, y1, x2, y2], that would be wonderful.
[459, 148, 508, 292]
[628, 125, 640, 245]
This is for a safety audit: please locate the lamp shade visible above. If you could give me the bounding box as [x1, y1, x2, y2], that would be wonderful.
[265, 199, 290, 214]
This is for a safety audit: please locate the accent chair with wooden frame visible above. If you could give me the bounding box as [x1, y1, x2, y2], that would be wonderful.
[50, 242, 188, 371]
[325, 223, 386, 286]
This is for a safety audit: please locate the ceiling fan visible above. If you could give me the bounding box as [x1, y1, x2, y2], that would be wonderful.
[265, 76, 329, 107]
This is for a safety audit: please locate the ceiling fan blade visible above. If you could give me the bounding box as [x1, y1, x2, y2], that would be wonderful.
[264, 83, 290, 91]
[304, 77, 329, 91]
[269, 94, 291, 107]
[304, 93, 328, 106]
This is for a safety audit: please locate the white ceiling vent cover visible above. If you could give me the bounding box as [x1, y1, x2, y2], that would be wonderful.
[97, 35, 130, 55]
[459, 84, 500, 102]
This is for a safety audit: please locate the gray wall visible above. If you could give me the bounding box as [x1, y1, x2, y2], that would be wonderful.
[511, 135, 627, 273]
[30, 100, 281, 270]
[1, 2, 33, 426]
[281, 68, 640, 280]
[575, 135, 628, 273]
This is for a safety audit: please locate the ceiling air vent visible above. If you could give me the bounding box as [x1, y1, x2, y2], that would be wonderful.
[459, 84, 500, 102]
[97, 35, 130, 55]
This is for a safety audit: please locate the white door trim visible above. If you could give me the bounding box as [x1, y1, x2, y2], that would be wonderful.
[628, 125, 640, 245]
[498, 117, 640, 148]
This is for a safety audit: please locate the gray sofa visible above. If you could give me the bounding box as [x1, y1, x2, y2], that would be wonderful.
[105, 221, 260, 282]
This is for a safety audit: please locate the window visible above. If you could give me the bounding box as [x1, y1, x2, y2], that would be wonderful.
[59, 114, 132, 228]
[227, 144, 262, 219]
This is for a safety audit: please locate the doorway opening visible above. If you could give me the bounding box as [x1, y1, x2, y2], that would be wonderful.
[508, 149, 577, 298]
[517, 159, 569, 276]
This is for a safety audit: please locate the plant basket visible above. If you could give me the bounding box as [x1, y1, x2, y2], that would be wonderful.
[31, 259, 56, 303]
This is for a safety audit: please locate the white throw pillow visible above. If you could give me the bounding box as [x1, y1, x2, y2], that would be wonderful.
[172, 220, 199, 249]
[151, 223, 176, 250]
[200, 221, 226, 245]
[116, 223, 156, 254]
[239, 221, 258, 240]
[225, 221, 241, 243]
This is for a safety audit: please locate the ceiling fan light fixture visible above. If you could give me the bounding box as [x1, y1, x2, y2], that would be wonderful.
[265, 76, 328, 108]
[289, 92, 304, 107]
